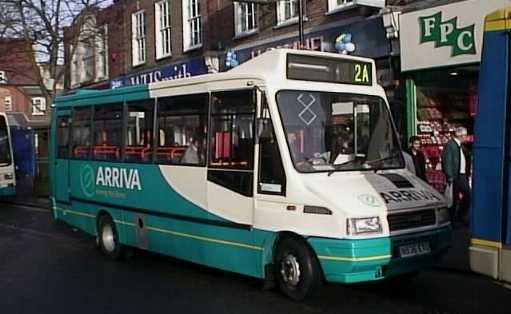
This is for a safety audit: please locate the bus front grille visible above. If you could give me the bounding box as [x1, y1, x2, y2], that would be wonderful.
[388, 209, 436, 232]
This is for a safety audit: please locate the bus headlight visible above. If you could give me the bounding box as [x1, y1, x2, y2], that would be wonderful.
[347, 217, 382, 235]
[437, 208, 450, 225]
[4, 173, 14, 180]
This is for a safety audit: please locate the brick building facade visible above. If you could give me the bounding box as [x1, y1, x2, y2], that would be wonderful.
[64, 0, 400, 88]
[0, 39, 50, 128]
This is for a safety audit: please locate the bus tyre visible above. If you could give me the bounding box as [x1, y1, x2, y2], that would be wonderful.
[98, 215, 124, 260]
[275, 237, 322, 301]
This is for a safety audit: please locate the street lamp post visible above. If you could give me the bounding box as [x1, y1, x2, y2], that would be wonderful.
[236, 0, 305, 48]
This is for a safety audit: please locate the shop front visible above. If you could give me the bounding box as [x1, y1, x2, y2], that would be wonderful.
[109, 57, 209, 89]
[399, 0, 511, 191]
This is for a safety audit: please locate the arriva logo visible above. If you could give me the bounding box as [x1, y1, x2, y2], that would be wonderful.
[96, 166, 142, 191]
[419, 12, 476, 57]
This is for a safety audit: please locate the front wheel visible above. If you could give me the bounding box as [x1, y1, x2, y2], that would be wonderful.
[97, 215, 124, 260]
[275, 236, 322, 301]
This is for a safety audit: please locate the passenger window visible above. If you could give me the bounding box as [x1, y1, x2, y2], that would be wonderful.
[93, 104, 123, 161]
[57, 116, 70, 159]
[156, 94, 208, 165]
[71, 107, 92, 159]
[258, 110, 286, 195]
[209, 90, 255, 169]
[126, 100, 154, 163]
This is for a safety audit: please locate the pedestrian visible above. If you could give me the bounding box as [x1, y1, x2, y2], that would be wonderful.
[441, 127, 471, 226]
[407, 136, 427, 182]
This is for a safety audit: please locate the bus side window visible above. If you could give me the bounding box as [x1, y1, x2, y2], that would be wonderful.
[71, 107, 92, 159]
[57, 116, 70, 159]
[93, 104, 123, 161]
[258, 118, 286, 196]
[126, 100, 154, 163]
[156, 94, 208, 166]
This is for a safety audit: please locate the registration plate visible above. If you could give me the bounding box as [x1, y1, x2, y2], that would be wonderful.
[399, 241, 431, 258]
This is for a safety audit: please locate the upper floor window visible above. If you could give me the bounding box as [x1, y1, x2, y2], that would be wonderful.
[328, 0, 354, 11]
[69, 17, 108, 87]
[276, 0, 299, 25]
[182, 0, 202, 50]
[0, 71, 6, 83]
[234, 2, 257, 36]
[95, 25, 108, 80]
[32, 97, 46, 116]
[4, 96, 12, 112]
[132, 11, 146, 66]
[156, 0, 172, 59]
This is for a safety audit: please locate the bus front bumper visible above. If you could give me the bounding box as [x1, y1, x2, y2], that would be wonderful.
[0, 184, 15, 196]
[308, 226, 452, 284]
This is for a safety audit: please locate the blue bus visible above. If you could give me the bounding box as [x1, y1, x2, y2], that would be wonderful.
[0, 112, 15, 196]
[470, 7, 511, 283]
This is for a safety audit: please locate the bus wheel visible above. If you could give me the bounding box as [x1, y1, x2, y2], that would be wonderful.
[275, 236, 322, 301]
[97, 215, 124, 260]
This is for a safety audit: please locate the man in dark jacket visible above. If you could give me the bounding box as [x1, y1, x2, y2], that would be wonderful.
[408, 136, 427, 182]
[441, 127, 471, 225]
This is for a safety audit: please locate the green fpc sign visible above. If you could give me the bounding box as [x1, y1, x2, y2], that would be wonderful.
[419, 12, 476, 57]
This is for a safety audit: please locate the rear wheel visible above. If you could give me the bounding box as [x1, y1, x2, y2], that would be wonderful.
[275, 236, 322, 301]
[97, 215, 124, 260]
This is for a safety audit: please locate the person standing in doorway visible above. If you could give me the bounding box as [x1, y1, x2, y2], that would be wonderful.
[442, 127, 471, 226]
[408, 136, 427, 182]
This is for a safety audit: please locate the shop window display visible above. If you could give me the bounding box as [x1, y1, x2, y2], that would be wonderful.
[415, 69, 477, 192]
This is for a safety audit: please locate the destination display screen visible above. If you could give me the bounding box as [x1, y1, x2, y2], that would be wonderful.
[286, 54, 373, 86]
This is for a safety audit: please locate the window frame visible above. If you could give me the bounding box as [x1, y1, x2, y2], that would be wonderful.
[125, 99, 156, 164]
[57, 115, 71, 159]
[92, 103, 124, 162]
[0, 71, 6, 83]
[132, 10, 147, 67]
[276, 0, 300, 26]
[328, 0, 355, 13]
[156, 93, 209, 167]
[208, 89, 257, 170]
[155, 0, 172, 59]
[182, 0, 202, 51]
[32, 97, 47, 116]
[234, 2, 258, 37]
[95, 25, 109, 81]
[70, 106, 93, 160]
[4, 96, 12, 112]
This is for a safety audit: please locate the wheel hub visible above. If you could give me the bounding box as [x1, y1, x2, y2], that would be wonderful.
[280, 254, 301, 286]
[102, 224, 116, 253]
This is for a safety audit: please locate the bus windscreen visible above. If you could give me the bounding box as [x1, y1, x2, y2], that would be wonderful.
[0, 116, 11, 165]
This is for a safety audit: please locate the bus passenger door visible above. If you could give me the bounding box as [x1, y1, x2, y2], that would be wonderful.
[207, 90, 256, 226]
[254, 95, 287, 226]
[54, 112, 71, 204]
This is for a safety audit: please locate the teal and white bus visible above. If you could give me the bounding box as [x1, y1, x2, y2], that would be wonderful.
[0, 112, 15, 196]
[49, 49, 451, 300]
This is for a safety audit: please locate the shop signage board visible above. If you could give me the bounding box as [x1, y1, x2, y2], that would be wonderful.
[111, 57, 208, 88]
[234, 16, 388, 63]
[400, 0, 511, 72]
